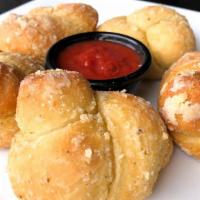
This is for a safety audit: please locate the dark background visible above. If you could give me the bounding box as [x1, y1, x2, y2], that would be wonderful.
[0, 0, 200, 14]
[143, 0, 200, 11]
[0, 0, 30, 14]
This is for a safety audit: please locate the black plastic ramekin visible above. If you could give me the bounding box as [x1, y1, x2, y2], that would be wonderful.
[45, 32, 151, 91]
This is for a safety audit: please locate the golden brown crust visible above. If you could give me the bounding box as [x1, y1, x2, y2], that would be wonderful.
[0, 52, 43, 77]
[97, 16, 148, 46]
[0, 3, 98, 58]
[96, 92, 172, 200]
[0, 52, 44, 148]
[159, 51, 200, 158]
[0, 14, 60, 58]
[29, 3, 98, 38]
[97, 16, 163, 79]
[0, 63, 20, 116]
[145, 18, 195, 69]
[0, 115, 19, 148]
[98, 6, 196, 79]
[128, 6, 196, 76]
[9, 70, 172, 200]
[0, 63, 20, 147]
[9, 119, 113, 200]
[9, 70, 113, 200]
[16, 70, 97, 134]
[127, 6, 186, 31]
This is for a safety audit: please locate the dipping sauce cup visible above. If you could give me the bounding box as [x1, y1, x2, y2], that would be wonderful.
[46, 32, 151, 91]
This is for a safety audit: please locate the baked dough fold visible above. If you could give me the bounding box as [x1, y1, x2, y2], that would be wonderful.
[159, 51, 200, 158]
[9, 70, 172, 200]
[0, 52, 43, 148]
[98, 6, 196, 79]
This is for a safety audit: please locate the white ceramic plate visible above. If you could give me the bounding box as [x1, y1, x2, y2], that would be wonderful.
[0, 0, 200, 199]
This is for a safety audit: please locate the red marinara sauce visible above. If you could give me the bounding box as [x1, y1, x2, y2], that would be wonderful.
[57, 40, 142, 80]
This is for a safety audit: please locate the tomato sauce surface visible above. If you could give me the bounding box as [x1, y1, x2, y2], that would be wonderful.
[57, 40, 142, 80]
